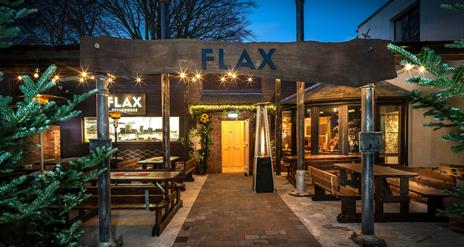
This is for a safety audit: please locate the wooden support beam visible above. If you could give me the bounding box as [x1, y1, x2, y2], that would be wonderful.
[275, 79, 282, 175]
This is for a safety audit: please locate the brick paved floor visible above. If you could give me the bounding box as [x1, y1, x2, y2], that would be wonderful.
[174, 173, 322, 247]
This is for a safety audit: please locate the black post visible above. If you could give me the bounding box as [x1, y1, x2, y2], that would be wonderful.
[275, 79, 282, 175]
[92, 74, 113, 246]
[290, 0, 309, 197]
[160, 0, 169, 39]
[160, 0, 171, 169]
[296, 0, 305, 42]
[352, 84, 385, 246]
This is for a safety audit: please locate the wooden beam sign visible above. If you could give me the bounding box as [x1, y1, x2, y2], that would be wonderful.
[80, 36, 397, 86]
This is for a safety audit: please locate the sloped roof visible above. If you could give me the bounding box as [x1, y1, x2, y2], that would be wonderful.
[281, 81, 408, 105]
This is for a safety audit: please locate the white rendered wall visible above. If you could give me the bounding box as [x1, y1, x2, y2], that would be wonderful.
[386, 60, 464, 167]
[357, 0, 464, 41]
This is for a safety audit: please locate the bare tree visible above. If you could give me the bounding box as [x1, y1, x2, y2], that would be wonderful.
[16, 0, 111, 45]
[103, 0, 256, 41]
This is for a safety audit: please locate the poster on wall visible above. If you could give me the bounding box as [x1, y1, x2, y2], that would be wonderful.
[108, 94, 146, 115]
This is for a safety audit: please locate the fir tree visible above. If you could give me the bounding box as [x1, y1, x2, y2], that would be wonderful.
[0, 65, 115, 246]
[388, 2, 464, 219]
[0, 0, 37, 80]
[1, 2, 115, 245]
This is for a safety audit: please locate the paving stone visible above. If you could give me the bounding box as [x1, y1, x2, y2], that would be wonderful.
[173, 173, 322, 247]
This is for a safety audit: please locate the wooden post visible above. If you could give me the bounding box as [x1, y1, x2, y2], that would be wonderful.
[310, 106, 319, 155]
[183, 81, 190, 161]
[160, 0, 171, 169]
[275, 79, 282, 175]
[339, 105, 349, 154]
[162, 74, 171, 169]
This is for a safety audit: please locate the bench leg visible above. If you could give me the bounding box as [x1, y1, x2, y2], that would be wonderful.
[337, 197, 358, 223]
[312, 185, 337, 201]
[185, 173, 195, 182]
[152, 208, 163, 236]
[427, 197, 444, 216]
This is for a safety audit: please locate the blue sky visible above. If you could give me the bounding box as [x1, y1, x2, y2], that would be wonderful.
[248, 0, 387, 42]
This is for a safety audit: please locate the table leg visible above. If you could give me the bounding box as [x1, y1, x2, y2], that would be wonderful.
[400, 176, 409, 214]
[374, 176, 384, 216]
[339, 169, 347, 186]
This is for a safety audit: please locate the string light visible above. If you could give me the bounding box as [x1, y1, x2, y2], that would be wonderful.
[219, 75, 227, 86]
[179, 71, 187, 80]
[418, 66, 426, 74]
[52, 74, 60, 83]
[17, 75, 23, 81]
[134, 75, 143, 86]
[33, 68, 39, 79]
[404, 63, 413, 71]
[81, 71, 88, 78]
[78, 77, 85, 84]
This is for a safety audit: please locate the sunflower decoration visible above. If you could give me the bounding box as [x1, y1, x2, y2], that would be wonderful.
[199, 113, 209, 124]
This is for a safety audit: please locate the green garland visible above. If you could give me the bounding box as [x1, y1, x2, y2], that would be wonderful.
[189, 104, 275, 120]
[195, 113, 212, 174]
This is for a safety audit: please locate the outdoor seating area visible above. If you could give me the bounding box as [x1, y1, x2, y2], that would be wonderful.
[2, 0, 464, 246]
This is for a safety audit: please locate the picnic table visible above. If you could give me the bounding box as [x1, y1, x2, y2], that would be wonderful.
[96, 170, 182, 236]
[137, 156, 180, 169]
[334, 163, 424, 222]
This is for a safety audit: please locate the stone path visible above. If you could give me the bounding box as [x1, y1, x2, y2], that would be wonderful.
[174, 173, 322, 247]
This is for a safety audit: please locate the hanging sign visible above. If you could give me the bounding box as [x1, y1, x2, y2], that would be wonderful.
[81, 37, 397, 86]
[108, 93, 146, 115]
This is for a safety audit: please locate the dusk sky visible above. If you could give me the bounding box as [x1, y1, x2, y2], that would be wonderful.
[248, 0, 388, 42]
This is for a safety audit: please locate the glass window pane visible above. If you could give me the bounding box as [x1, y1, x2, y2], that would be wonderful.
[379, 105, 400, 164]
[282, 111, 292, 152]
[319, 107, 339, 153]
[348, 106, 361, 153]
[83, 117, 179, 142]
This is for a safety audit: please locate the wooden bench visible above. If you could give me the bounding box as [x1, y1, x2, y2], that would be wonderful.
[387, 178, 449, 216]
[182, 158, 197, 182]
[115, 158, 141, 170]
[308, 166, 361, 222]
[73, 182, 182, 236]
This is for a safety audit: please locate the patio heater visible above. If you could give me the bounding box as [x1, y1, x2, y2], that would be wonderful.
[109, 111, 122, 163]
[252, 103, 275, 193]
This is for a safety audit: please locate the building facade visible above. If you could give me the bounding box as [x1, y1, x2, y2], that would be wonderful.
[357, 0, 464, 166]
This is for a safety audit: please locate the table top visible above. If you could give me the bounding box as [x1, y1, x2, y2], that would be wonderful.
[110, 171, 181, 181]
[334, 163, 418, 177]
[138, 156, 180, 164]
[284, 154, 361, 161]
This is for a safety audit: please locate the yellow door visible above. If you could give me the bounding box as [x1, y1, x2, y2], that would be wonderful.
[222, 121, 245, 173]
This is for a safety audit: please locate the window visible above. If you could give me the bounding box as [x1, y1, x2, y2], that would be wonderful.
[304, 108, 311, 152]
[282, 111, 292, 151]
[83, 117, 179, 142]
[319, 107, 339, 153]
[348, 106, 361, 153]
[379, 105, 400, 164]
[394, 4, 420, 42]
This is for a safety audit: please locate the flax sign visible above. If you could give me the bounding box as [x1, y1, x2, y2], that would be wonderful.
[108, 94, 146, 115]
[201, 48, 276, 70]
